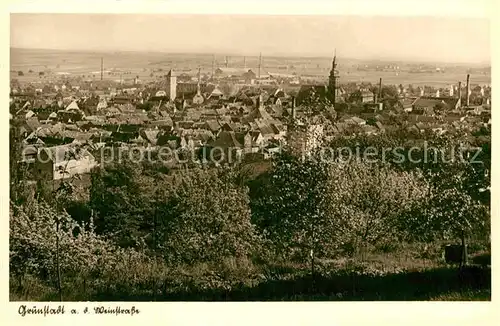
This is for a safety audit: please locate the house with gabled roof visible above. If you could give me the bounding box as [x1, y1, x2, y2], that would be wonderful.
[206, 131, 252, 163]
[66, 100, 80, 111]
[140, 129, 160, 146]
[35, 144, 98, 181]
[205, 120, 221, 134]
[296, 85, 331, 106]
[25, 110, 35, 119]
[360, 89, 375, 103]
[250, 130, 265, 148]
[208, 87, 224, 100]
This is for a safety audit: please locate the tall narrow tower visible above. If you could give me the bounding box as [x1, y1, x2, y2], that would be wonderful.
[193, 67, 204, 105]
[466, 74, 471, 106]
[197, 67, 201, 95]
[243, 56, 246, 70]
[458, 81, 462, 107]
[378, 77, 382, 102]
[166, 69, 177, 101]
[211, 54, 215, 78]
[100, 57, 103, 81]
[328, 49, 339, 107]
[258, 52, 262, 78]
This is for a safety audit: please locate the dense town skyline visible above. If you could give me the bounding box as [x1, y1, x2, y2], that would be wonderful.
[11, 14, 490, 64]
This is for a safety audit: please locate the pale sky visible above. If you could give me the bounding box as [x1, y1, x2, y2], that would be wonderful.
[10, 14, 490, 63]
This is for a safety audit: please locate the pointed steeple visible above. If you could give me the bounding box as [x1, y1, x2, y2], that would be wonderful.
[330, 49, 337, 75]
[193, 67, 204, 105]
[329, 49, 339, 107]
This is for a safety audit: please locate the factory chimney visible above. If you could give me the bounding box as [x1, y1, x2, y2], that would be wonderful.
[258, 52, 262, 78]
[458, 81, 462, 107]
[211, 54, 215, 78]
[100, 57, 103, 81]
[466, 74, 470, 106]
[378, 78, 382, 103]
[291, 96, 296, 120]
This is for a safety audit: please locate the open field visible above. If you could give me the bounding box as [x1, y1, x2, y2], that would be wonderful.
[10, 48, 491, 88]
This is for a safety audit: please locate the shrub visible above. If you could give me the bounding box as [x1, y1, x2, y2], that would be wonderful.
[155, 169, 261, 264]
[10, 200, 154, 299]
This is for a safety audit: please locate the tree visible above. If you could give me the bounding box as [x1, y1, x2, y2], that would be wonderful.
[325, 161, 429, 255]
[381, 85, 398, 99]
[250, 152, 339, 271]
[433, 102, 447, 116]
[89, 162, 154, 248]
[10, 200, 151, 296]
[155, 169, 259, 264]
[401, 171, 489, 266]
[10, 122, 33, 205]
[17, 71, 24, 76]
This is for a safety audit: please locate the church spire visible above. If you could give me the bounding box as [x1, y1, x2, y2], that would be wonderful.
[329, 49, 338, 106]
[331, 49, 337, 73]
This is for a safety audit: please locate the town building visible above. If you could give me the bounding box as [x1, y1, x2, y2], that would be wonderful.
[166, 69, 177, 101]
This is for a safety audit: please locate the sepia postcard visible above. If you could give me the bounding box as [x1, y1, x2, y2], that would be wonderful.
[3, 0, 498, 325]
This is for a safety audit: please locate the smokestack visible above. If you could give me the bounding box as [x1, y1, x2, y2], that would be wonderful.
[243, 56, 246, 70]
[225, 56, 229, 68]
[291, 96, 296, 120]
[458, 81, 462, 107]
[466, 74, 470, 106]
[258, 52, 262, 78]
[100, 57, 103, 81]
[211, 54, 215, 78]
[378, 77, 382, 103]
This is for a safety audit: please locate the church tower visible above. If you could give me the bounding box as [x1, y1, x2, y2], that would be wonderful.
[166, 69, 177, 101]
[328, 50, 339, 106]
[193, 67, 204, 105]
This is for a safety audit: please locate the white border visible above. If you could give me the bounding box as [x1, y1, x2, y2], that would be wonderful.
[1, 1, 498, 326]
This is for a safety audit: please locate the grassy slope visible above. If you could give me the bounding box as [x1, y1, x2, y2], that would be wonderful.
[10, 243, 491, 301]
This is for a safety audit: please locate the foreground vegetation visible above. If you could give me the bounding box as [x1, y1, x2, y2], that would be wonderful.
[10, 245, 491, 301]
[10, 125, 490, 301]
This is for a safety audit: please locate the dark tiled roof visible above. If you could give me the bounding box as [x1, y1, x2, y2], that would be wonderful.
[212, 131, 243, 148]
[412, 96, 459, 109]
[206, 120, 221, 132]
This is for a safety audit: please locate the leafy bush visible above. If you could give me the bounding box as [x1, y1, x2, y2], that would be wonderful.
[251, 155, 429, 259]
[10, 200, 154, 297]
[326, 161, 429, 253]
[155, 169, 261, 264]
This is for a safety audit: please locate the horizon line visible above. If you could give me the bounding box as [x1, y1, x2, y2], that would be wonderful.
[10, 46, 491, 66]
